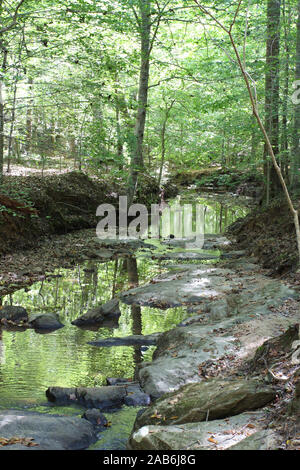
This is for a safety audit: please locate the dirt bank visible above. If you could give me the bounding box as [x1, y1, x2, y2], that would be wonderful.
[0, 171, 160, 255]
[227, 199, 299, 275]
[170, 167, 263, 197]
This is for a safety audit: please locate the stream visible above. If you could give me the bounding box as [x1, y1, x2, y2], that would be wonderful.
[0, 192, 251, 450]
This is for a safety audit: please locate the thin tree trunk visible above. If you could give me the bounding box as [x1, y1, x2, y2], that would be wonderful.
[292, 0, 300, 190]
[7, 33, 23, 173]
[0, 39, 7, 184]
[280, 0, 291, 181]
[128, 0, 151, 205]
[264, 0, 281, 199]
[25, 78, 33, 154]
[194, 0, 300, 265]
[158, 99, 175, 187]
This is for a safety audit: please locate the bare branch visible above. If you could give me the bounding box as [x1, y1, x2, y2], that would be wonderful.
[0, 0, 26, 34]
[230, 0, 243, 32]
[193, 0, 229, 33]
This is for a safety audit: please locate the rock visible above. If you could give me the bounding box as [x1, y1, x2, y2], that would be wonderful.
[120, 264, 295, 310]
[132, 378, 276, 431]
[0, 306, 28, 323]
[0, 409, 97, 450]
[82, 409, 108, 428]
[46, 384, 151, 410]
[142, 252, 219, 261]
[221, 250, 246, 259]
[28, 313, 64, 331]
[71, 298, 121, 327]
[288, 379, 300, 416]
[124, 384, 151, 407]
[128, 412, 264, 450]
[106, 378, 133, 386]
[46, 385, 127, 410]
[137, 321, 238, 399]
[89, 333, 161, 348]
[228, 430, 281, 450]
[251, 325, 300, 373]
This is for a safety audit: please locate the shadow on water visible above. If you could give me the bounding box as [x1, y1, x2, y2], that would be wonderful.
[0, 192, 251, 449]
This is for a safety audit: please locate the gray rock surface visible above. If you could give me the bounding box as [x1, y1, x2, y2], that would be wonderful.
[132, 378, 276, 431]
[89, 333, 161, 348]
[82, 409, 108, 428]
[46, 384, 151, 410]
[0, 410, 97, 450]
[138, 321, 238, 398]
[120, 264, 295, 310]
[0, 306, 28, 323]
[28, 313, 64, 330]
[128, 412, 264, 450]
[72, 298, 121, 326]
[228, 430, 282, 450]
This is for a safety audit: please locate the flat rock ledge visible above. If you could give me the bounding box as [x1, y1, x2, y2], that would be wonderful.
[120, 264, 295, 310]
[128, 411, 270, 450]
[131, 378, 276, 432]
[46, 383, 150, 409]
[0, 410, 97, 450]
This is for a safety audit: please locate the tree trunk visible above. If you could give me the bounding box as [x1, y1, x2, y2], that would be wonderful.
[128, 0, 151, 205]
[292, 0, 300, 190]
[264, 0, 281, 199]
[0, 46, 7, 184]
[158, 99, 175, 187]
[25, 78, 33, 154]
[280, 0, 291, 182]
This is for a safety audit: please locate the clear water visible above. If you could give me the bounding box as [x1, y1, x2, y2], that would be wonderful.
[0, 192, 250, 449]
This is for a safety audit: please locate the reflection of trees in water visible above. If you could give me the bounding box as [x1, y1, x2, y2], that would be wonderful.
[127, 257, 143, 380]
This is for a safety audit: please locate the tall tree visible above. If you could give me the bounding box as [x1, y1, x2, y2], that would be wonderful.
[127, 0, 172, 205]
[264, 0, 281, 202]
[0, 0, 26, 183]
[292, 0, 300, 190]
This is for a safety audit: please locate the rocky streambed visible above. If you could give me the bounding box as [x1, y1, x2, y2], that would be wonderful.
[0, 192, 299, 450]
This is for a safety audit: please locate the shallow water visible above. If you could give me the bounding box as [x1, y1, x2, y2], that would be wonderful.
[0, 192, 251, 449]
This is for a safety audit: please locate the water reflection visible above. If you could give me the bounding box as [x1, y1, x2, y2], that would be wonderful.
[0, 256, 187, 410]
[0, 192, 251, 448]
[127, 257, 142, 380]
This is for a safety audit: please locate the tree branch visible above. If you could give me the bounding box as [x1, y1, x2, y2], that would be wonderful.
[0, 0, 26, 34]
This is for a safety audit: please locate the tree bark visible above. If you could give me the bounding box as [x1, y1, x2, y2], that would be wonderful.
[280, 0, 291, 181]
[264, 0, 281, 199]
[292, 0, 300, 190]
[0, 44, 7, 184]
[128, 0, 151, 205]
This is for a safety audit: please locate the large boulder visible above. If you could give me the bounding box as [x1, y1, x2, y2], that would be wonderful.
[0, 410, 97, 450]
[0, 306, 28, 323]
[132, 378, 276, 431]
[71, 298, 121, 327]
[28, 313, 64, 331]
[137, 320, 238, 399]
[128, 411, 264, 450]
